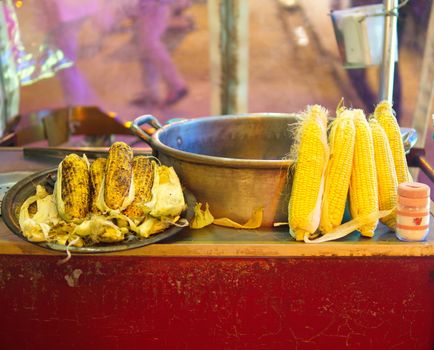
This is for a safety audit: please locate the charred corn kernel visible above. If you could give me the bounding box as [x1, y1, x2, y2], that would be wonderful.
[289, 105, 329, 241]
[369, 119, 398, 229]
[104, 142, 134, 210]
[123, 156, 155, 221]
[90, 158, 106, 213]
[319, 109, 355, 234]
[349, 110, 379, 237]
[57, 154, 90, 222]
[374, 101, 412, 184]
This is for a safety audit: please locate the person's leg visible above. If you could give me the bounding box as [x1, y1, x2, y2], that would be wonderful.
[135, 1, 187, 105]
[50, 20, 98, 105]
[132, 14, 161, 105]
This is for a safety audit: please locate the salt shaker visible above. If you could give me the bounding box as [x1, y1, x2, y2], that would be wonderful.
[396, 182, 431, 242]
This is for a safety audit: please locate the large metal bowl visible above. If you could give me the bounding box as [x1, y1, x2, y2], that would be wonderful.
[131, 114, 300, 226]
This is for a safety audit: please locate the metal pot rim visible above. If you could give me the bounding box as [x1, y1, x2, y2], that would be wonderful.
[152, 113, 299, 169]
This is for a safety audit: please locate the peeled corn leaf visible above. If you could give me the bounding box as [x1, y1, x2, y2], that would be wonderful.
[73, 215, 125, 243]
[136, 216, 173, 238]
[213, 207, 263, 229]
[56, 236, 84, 265]
[145, 165, 186, 218]
[190, 202, 214, 229]
[19, 185, 60, 242]
[304, 208, 394, 243]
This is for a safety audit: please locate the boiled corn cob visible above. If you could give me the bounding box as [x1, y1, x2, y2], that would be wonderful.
[349, 110, 379, 237]
[374, 101, 412, 184]
[289, 105, 329, 241]
[369, 119, 398, 229]
[90, 158, 106, 213]
[123, 156, 155, 222]
[56, 153, 90, 222]
[319, 109, 355, 234]
[104, 142, 134, 211]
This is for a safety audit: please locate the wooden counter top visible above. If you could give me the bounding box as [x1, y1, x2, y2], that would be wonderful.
[0, 148, 433, 257]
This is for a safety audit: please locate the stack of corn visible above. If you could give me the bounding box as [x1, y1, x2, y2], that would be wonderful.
[20, 142, 186, 246]
[289, 101, 410, 242]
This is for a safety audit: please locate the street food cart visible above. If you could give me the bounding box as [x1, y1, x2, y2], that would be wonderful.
[0, 1, 433, 349]
[0, 148, 433, 349]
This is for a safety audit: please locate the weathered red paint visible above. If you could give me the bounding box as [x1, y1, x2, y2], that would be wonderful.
[0, 256, 433, 349]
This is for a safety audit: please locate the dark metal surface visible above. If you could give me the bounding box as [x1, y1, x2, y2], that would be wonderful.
[131, 113, 301, 167]
[1, 168, 195, 253]
[407, 148, 434, 183]
[23, 147, 152, 160]
[0, 171, 34, 215]
[0, 106, 132, 147]
[132, 114, 417, 166]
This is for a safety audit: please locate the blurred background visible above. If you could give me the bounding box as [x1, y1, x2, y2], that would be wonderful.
[0, 0, 432, 177]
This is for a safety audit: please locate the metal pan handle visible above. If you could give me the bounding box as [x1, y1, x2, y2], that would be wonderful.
[130, 115, 163, 146]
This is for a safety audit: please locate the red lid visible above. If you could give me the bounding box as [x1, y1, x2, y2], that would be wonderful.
[398, 182, 430, 199]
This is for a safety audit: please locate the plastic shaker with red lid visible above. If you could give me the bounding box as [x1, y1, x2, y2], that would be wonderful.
[396, 182, 431, 241]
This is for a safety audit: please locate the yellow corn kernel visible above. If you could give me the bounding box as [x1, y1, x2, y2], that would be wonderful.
[369, 119, 398, 229]
[57, 153, 90, 222]
[123, 157, 155, 221]
[104, 142, 134, 210]
[90, 158, 106, 213]
[374, 101, 412, 184]
[349, 110, 379, 237]
[289, 105, 329, 241]
[319, 109, 355, 234]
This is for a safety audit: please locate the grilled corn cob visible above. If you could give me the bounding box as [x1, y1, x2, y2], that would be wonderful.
[55, 153, 90, 222]
[374, 101, 412, 184]
[104, 142, 134, 211]
[90, 158, 106, 214]
[319, 109, 355, 234]
[369, 118, 398, 229]
[289, 105, 329, 241]
[123, 156, 155, 222]
[349, 110, 379, 237]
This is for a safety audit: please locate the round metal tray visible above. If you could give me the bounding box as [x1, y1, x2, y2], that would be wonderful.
[1, 168, 195, 253]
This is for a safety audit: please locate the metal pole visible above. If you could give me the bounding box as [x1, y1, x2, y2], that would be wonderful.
[208, 0, 249, 115]
[379, 0, 398, 102]
[410, 4, 434, 180]
[412, 3, 434, 148]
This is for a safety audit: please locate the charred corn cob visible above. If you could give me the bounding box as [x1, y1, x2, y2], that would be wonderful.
[374, 101, 412, 184]
[55, 153, 90, 222]
[104, 142, 134, 211]
[289, 105, 329, 241]
[349, 110, 379, 237]
[123, 156, 155, 221]
[319, 109, 355, 234]
[369, 119, 398, 229]
[90, 158, 106, 213]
